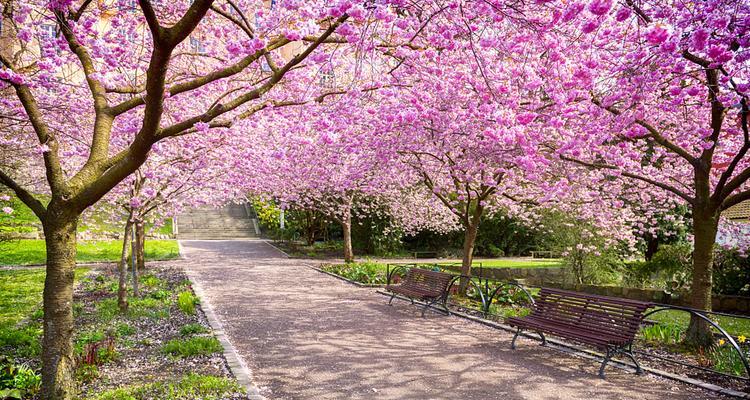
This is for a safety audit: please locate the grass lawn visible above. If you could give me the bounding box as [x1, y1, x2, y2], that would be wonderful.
[0, 239, 180, 266]
[467, 259, 563, 268]
[0, 268, 89, 328]
[647, 309, 750, 338]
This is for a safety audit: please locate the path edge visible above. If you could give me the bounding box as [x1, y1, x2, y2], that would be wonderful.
[186, 268, 266, 400]
[375, 290, 750, 400]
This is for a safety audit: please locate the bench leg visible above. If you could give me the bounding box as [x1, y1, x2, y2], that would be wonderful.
[538, 331, 546, 346]
[599, 348, 612, 379]
[388, 293, 396, 305]
[511, 328, 522, 350]
[623, 346, 643, 375]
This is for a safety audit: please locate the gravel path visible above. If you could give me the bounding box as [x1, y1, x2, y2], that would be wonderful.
[177, 239, 722, 400]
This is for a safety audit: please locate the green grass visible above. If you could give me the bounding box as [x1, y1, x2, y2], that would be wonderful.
[0, 268, 88, 358]
[0, 239, 179, 266]
[0, 268, 89, 328]
[470, 259, 563, 268]
[647, 310, 750, 338]
[89, 373, 244, 400]
[0, 196, 40, 234]
[161, 337, 222, 358]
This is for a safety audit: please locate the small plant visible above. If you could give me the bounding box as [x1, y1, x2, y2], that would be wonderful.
[708, 339, 750, 377]
[150, 289, 171, 300]
[177, 291, 199, 315]
[140, 274, 164, 289]
[75, 364, 100, 383]
[0, 357, 41, 399]
[79, 336, 118, 366]
[639, 323, 685, 345]
[162, 337, 222, 358]
[91, 373, 245, 400]
[180, 323, 209, 337]
[115, 322, 136, 337]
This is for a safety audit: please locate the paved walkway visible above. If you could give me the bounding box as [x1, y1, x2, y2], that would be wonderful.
[177, 240, 719, 400]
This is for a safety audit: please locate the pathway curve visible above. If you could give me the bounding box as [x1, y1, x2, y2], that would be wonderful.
[177, 239, 720, 400]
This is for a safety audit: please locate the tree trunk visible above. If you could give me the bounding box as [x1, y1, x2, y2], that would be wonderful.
[342, 210, 354, 263]
[134, 219, 145, 271]
[685, 207, 719, 348]
[645, 235, 659, 261]
[130, 223, 139, 297]
[458, 220, 480, 293]
[40, 208, 78, 400]
[118, 219, 133, 312]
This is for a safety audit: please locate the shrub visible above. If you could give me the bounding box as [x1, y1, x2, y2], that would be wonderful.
[179, 323, 209, 337]
[161, 337, 222, 358]
[713, 248, 750, 296]
[177, 291, 199, 315]
[648, 243, 692, 293]
[322, 261, 387, 284]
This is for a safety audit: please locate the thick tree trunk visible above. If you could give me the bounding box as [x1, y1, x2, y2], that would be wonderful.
[134, 219, 145, 271]
[342, 210, 354, 263]
[458, 221, 480, 293]
[40, 208, 78, 400]
[685, 207, 719, 348]
[118, 219, 133, 312]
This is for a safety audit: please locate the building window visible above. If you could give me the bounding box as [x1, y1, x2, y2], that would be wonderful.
[320, 69, 335, 88]
[190, 36, 206, 54]
[39, 24, 56, 41]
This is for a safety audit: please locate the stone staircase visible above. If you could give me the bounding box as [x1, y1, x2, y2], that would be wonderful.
[175, 203, 260, 240]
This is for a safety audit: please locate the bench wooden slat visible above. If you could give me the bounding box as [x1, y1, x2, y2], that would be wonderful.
[386, 268, 453, 316]
[507, 287, 651, 378]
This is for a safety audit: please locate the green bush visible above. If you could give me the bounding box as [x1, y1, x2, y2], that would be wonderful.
[161, 337, 222, 358]
[177, 291, 199, 315]
[179, 323, 209, 337]
[90, 373, 244, 400]
[713, 248, 750, 296]
[322, 261, 387, 284]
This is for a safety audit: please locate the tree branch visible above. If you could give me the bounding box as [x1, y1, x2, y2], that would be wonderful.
[0, 170, 47, 220]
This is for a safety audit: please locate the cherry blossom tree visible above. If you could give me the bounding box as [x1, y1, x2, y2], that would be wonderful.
[547, 0, 750, 345]
[0, 1, 409, 397]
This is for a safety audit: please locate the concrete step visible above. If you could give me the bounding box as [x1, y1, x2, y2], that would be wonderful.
[175, 203, 258, 240]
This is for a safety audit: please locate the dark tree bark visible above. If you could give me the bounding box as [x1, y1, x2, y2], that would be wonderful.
[685, 205, 719, 347]
[458, 203, 483, 293]
[134, 219, 145, 271]
[40, 205, 78, 400]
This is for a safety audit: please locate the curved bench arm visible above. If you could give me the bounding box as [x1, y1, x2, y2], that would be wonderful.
[445, 275, 487, 312]
[386, 263, 414, 285]
[486, 281, 536, 314]
[642, 305, 750, 379]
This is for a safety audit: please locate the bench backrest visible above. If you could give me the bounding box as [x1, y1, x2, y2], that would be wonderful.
[401, 268, 454, 297]
[533, 288, 651, 342]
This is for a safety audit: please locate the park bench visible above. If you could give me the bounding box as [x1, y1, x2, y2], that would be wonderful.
[506, 287, 651, 378]
[386, 268, 453, 317]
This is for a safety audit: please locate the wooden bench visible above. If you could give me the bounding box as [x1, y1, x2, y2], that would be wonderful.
[386, 268, 454, 317]
[506, 287, 651, 378]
